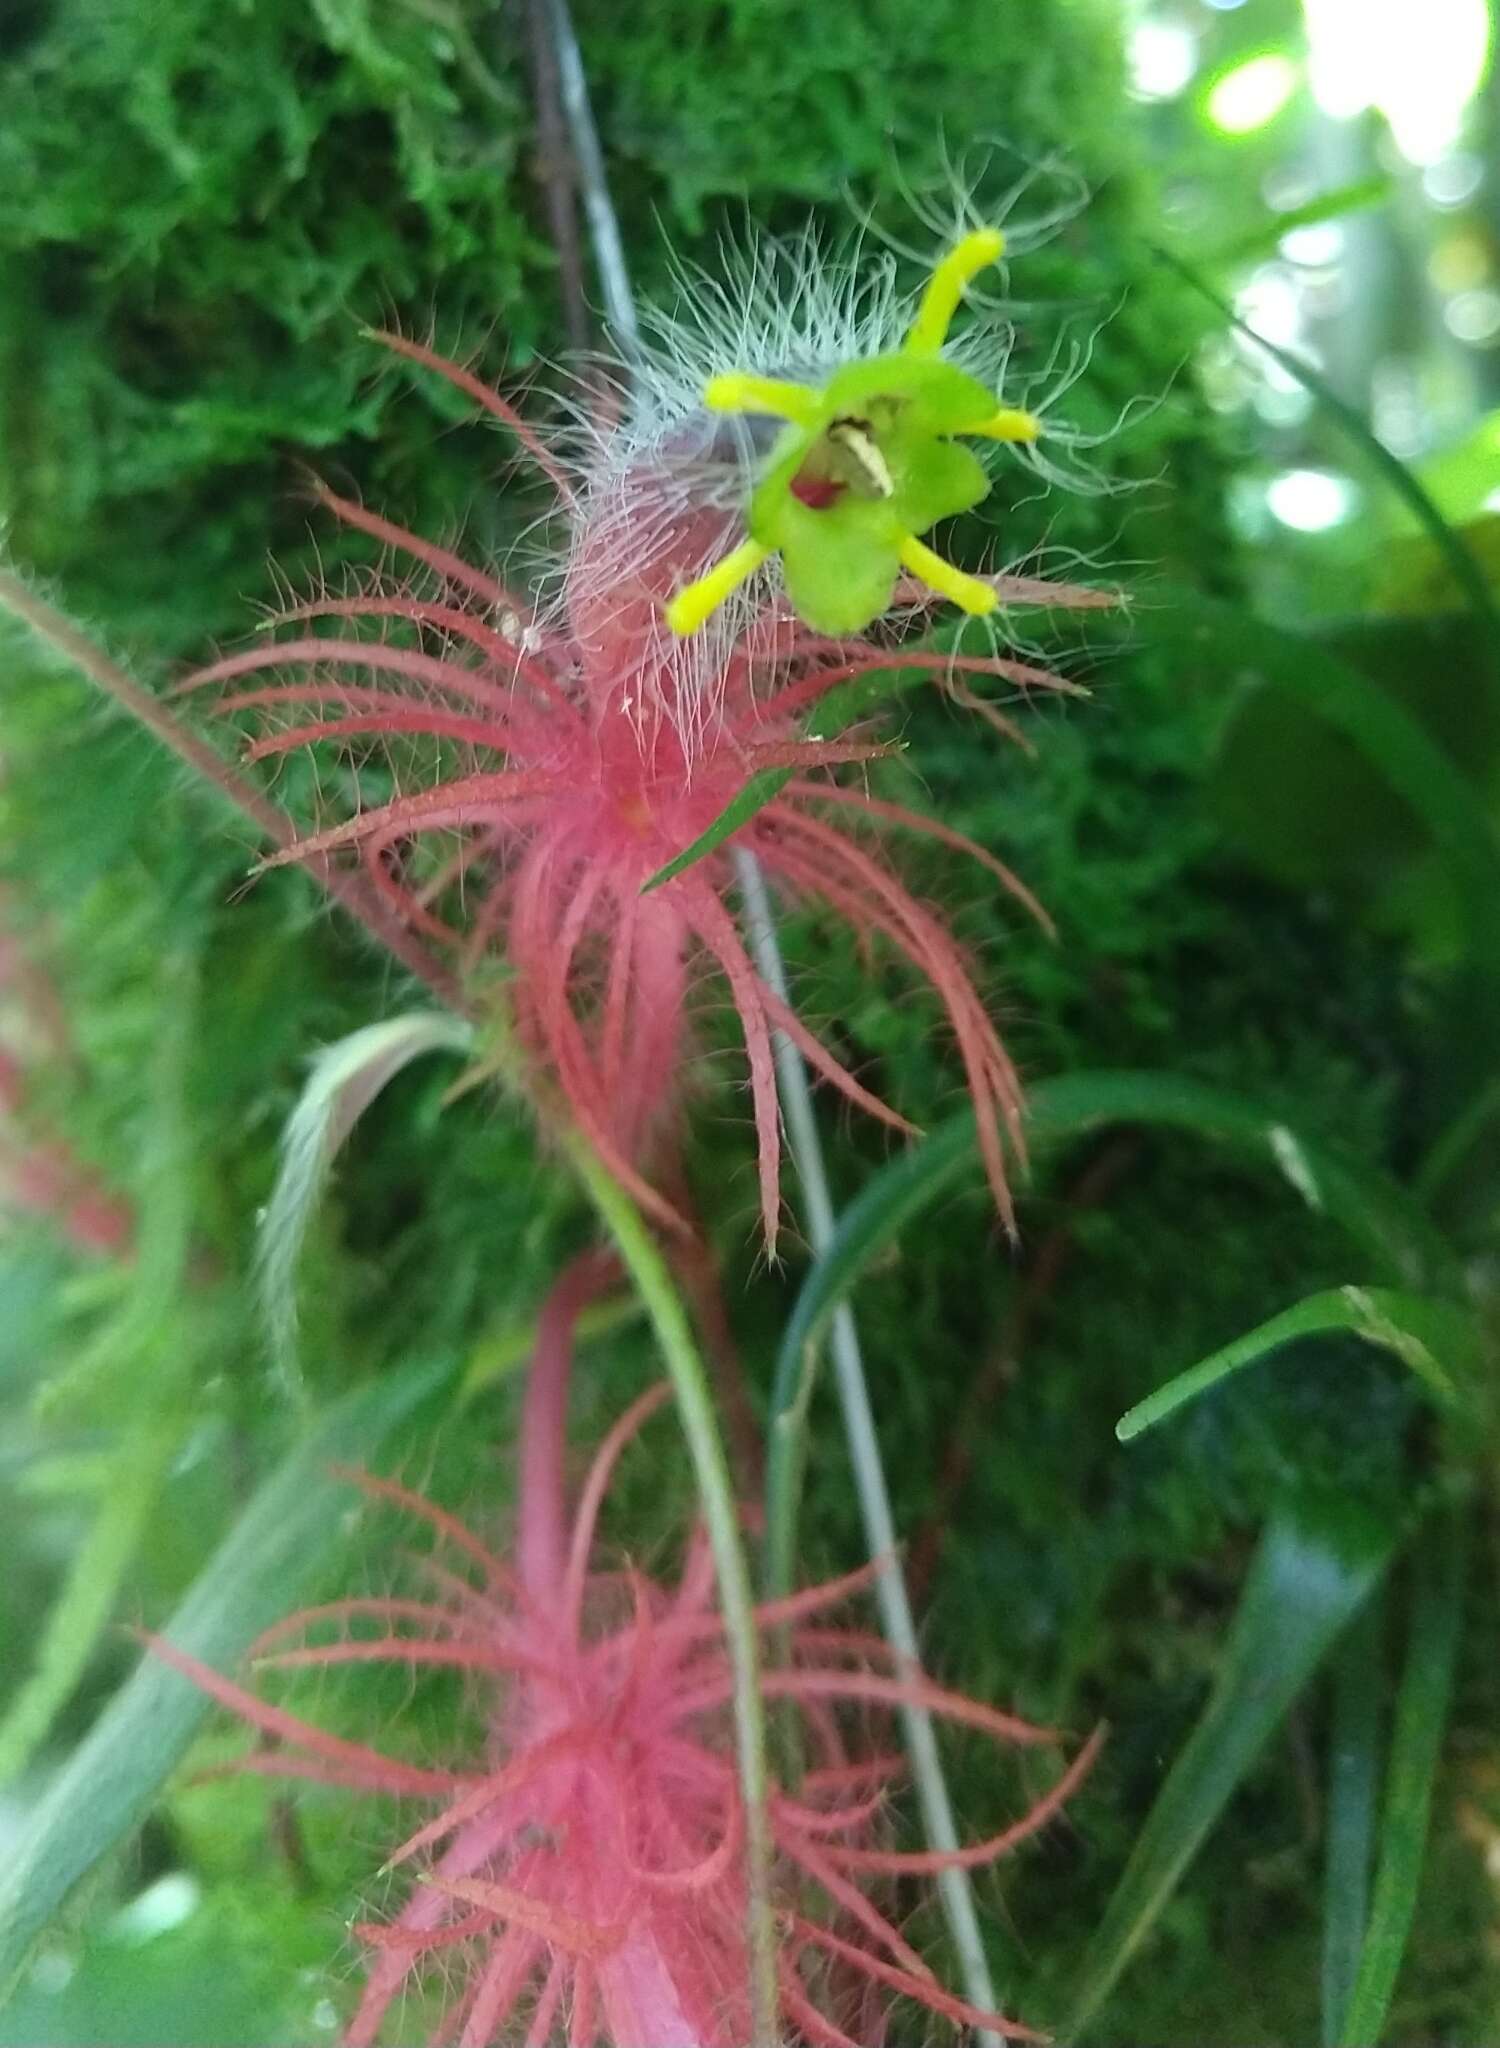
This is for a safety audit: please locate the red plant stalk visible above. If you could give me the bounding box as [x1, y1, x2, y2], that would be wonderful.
[151, 1255, 1100, 2044]
[173, 334, 1105, 1247]
[0, 906, 133, 1257]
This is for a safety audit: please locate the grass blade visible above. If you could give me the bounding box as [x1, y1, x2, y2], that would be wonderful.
[1323, 1593, 1386, 2046]
[259, 1013, 475, 1388]
[1206, 178, 1390, 267]
[1338, 1500, 1470, 2046]
[765, 1069, 1445, 1601]
[1062, 1494, 1396, 2041]
[1413, 1075, 1500, 1209]
[566, 1140, 779, 2046]
[0, 1418, 180, 1790]
[1152, 248, 1500, 669]
[0, 1353, 454, 2003]
[1115, 1286, 1472, 1443]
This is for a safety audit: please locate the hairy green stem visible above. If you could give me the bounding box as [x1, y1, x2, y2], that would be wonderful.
[567, 1138, 779, 2048]
[0, 570, 465, 1009]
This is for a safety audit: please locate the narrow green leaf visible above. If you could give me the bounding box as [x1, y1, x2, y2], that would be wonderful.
[0, 958, 203, 1784]
[0, 1354, 454, 2003]
[1063, 1495, 1396, 2041]
[1206, 177, 1391, 268]
[640, 766, 793, 893]
[565, 1136, 779, 2042]
[1153, 246, 1500, 673]
[1323, 1593, 1386, 2046]
[764, 1106, 977, 1602]
[1156, 596, 1500, 981]
[0, 1418, 180, 1790]
[1116, 1286, 1471, 1443]
[259, 1013, 475, 1389]
[765, 1069, 1446, 1600]
[1339, 1501, 1470, 2046]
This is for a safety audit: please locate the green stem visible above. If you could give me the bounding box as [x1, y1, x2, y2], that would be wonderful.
[567, 1139, 779, 2048]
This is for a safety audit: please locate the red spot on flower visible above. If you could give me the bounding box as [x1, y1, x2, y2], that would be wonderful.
[789, 473, 846, 511]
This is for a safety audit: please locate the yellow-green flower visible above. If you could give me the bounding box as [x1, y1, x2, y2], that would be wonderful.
[665, 231, 1038, 638]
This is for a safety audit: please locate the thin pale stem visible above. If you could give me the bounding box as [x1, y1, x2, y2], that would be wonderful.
[521, 0, 591, 353]
[733, 848, 1006, 2043]
[543, 0, 639, 350]
[533, 1, 1008, 2020]
[566, 1137, 779, 2048]
[0, 571, 465, 1010]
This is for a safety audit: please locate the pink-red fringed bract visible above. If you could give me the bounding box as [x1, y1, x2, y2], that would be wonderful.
[151, 1255, 1100, 2044]
[174, 337, 1107, 1243]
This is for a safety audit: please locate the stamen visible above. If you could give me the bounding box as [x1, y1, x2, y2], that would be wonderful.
[904, 228, 1005, 356]
[704, 372, 821, 423]
[967, 405, 1041, 443]
[665, 538, 770, 636]
[896, 537, 998, 616]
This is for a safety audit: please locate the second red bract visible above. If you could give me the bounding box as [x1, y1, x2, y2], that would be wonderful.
[153, 1254, 1099, 2045]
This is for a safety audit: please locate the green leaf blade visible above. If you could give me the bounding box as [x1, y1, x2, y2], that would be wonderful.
[1323, 1594, 1386, 2047]
[1157, 595, 1500, 986]
[1154, 246, 1500, 676]
[0, 1355, 454, 2003]
[258, 1013, 475, 1387]
[1115, 1286, 1472, 1443]
[1063, 1495, 1396, 2041]
[1338, 1502, 1470, 2046]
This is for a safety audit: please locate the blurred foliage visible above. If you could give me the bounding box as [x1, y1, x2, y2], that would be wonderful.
[2, 0, 1498, 2041]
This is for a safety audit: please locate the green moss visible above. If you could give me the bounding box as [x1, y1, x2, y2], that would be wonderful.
[1, 0, 1483, 2038]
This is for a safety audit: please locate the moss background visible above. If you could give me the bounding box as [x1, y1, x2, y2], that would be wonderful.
[1, 0, 1494, 2041]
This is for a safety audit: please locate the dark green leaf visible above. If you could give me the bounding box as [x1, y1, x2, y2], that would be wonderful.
[1063, 1495, 1396, 2040]
[638, 637, 945, 894]
[1159, 595, 1500, 983]
[640, 633, 959, 893]
[1338, 1501, 1470, 2046]
[640, 766, 794, 893]
[1413, 1076, 1500, 1208]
